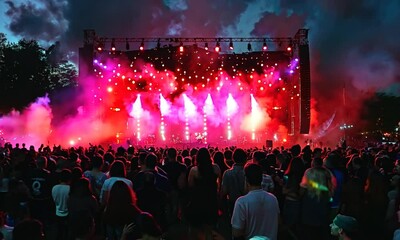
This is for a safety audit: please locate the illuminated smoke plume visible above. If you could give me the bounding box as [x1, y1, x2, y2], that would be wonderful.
[0, 96, 52, 147]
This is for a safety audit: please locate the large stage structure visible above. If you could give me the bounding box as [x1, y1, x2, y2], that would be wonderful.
[79, 29, 311, 147]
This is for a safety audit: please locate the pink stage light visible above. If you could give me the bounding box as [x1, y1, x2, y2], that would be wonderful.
[226, 93, 239, 116]
[203, 93, 214, 115]
[159, 94, 171, 116]
[182, 94, 197, 117]
[159, 94, 170, 141]
[250, 94, 262, 139]
[226, 93, 238, 140]
[130, 95, 143, 141]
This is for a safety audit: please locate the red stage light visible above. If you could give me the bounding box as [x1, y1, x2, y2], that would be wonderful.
[215, 42, 220, 52]
[262, 40, 267, 51]
[179, 42, 184, 52]
[140, 40, 144, 51]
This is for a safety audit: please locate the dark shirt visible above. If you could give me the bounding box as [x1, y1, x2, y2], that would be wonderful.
[133, 170, 171, 193]
[23, 168, 52, 200]
[160, 161, 187, 191]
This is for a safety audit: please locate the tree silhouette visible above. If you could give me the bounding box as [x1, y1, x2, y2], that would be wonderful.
[0, 34, 77, 113]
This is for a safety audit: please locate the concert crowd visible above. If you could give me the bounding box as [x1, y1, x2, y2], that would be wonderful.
[0, 141, 399, 240]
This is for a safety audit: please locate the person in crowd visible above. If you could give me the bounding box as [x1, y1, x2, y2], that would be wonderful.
[12, 218, 44, 240]
[67, 177, 98, 239]
[213, 151, 229, 176]
[83, 154, 107, 201]
[4, 179, 30, 227]
[330, 214, 360, 240]
[186, 147, 221, 236]
[103, 181, 140, 240]
[120, 212, 162, 240]
[100, 160, 132, 206]
[132, 153, 171, 194]
[0, 211, 13, 240]
[159, 147, 187, 225]
[324, 152, 345, 220]
[299, 160, 336, 240]
[252, 151, 274, 192]
[223, 149, 234, 168]
[136, 171, 168, 231]
[221, 148, 247, 218]
[0, 159, 11, 212]
[231, 163, 279, 240]
[281, 155, 305, 237]
[52, 169, 71, 240]
[340, 155, 365, 221]
[363, 155, 390, 239]
[23, 155, 53, 231]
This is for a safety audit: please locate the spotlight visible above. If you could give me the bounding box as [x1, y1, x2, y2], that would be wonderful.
[205, 42, 209, 50]
[287, 40, 293, 52]
[215, 41, 220, 52]
[262, 39, 267, 51]
[96, 41, 104, 51]
[179, 41, 184, 52]
[229, 39, 234, 50]
[125, 39, 130, 50]
[140, 39, 144, 51]
[247, 42, 252, 52]
[111, 38, 116, 51]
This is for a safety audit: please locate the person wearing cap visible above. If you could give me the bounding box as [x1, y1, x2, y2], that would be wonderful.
[330, 214, 360, 240]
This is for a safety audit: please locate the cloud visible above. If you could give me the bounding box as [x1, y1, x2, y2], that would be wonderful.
[5, 0, 68, 42]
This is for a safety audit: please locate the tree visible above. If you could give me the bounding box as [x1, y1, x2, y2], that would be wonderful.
[362, 93, 400, 132]
[0, 35, 77, 113]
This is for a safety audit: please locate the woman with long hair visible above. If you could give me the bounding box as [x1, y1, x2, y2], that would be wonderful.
[103, 181, 140, 240]
[186, 147, 221, 237]
[67, 177, 98, 239]
[99, 160, 132, 206]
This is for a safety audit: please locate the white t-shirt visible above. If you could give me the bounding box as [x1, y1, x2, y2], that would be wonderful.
[394, 229, 400, 240]
[100, 177, 133, 204]
[52, 184, 70, 217]
[232, 189, 279, 240]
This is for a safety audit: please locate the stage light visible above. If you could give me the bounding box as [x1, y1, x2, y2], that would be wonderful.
[205, 42, 209, 50]
[179, 42, 184, 52]
[247, 43, 252, 51]
[140, 39, 144, 51]
[125, 39, 130, 50]
[287, 40, 292, 52]
[111, 38, 116, 51]
[215, 41, 220, 52]
[262, 40, 267, 51]
[96, 41, 104, 51]
[229, 39, 234, 50]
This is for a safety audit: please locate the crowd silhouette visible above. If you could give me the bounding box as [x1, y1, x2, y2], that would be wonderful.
[0, 141, 399, 240]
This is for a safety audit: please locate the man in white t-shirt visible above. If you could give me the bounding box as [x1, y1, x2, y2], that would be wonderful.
[231, 163, 280, 240]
